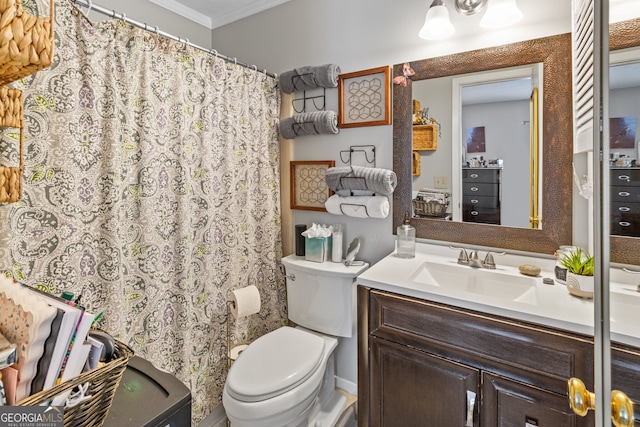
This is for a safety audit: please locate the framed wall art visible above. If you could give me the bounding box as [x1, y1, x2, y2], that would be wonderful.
[290, 160, 335, 211]
[338, 66, 391, 128]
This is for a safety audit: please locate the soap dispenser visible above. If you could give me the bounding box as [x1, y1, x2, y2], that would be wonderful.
[397, 213, 415, 258]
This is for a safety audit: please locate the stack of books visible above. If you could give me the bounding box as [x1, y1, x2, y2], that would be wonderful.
[0, 277, 98, 405]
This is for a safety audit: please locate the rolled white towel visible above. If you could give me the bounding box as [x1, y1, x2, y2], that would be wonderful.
[325, 194, 389, 219]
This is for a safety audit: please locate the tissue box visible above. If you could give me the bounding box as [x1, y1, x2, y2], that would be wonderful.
[304, 236, 332, 262]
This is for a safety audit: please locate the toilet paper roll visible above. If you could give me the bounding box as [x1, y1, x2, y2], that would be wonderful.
[228, 344, 249, 361]
[230, 285, 261, 319]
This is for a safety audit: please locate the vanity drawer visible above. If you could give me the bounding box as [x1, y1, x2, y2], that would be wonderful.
[462, 168, 500, 183]
[462, 182, 499, 198]
[611, 186, 640, 203]
[367, 289, 594, 395]
[611, 168, 640, 186]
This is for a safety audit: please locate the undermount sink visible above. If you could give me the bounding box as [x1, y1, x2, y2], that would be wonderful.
[610, 287, 640, 324]
[409, 260, 539, 302]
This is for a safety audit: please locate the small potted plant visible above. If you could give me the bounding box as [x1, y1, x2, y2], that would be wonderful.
[558, 248, 594, 299]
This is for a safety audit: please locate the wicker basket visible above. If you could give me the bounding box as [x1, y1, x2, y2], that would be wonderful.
[0, 86, 23, 203]
[412, 124, 438, 151]
[0, 0, 54, 86]
[16, 337, 134, 427]
[413, 199, 448, 217]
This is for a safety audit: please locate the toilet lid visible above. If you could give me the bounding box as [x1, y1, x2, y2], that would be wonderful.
[225, 326, 325, 402]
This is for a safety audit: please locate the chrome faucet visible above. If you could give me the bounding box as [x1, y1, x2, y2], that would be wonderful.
[450, 246, 505, 269]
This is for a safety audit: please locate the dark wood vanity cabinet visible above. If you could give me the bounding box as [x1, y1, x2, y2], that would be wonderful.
[611, 167, 640, 237]
[358, 286, 596, 427]
[462, 168, 501, 225]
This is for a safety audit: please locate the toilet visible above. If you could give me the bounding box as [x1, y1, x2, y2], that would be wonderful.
[222, 254, 368, 427]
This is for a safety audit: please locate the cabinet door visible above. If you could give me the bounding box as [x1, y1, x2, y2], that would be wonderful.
[482, 372, 593, 427]
[370, 337, 479, 427]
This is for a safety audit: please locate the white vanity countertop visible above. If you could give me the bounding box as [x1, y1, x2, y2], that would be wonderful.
[357, 243, 640, 348]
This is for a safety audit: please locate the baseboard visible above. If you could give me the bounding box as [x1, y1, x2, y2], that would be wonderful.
[336, 376, 357, 396]
[199, 403, 227, 427]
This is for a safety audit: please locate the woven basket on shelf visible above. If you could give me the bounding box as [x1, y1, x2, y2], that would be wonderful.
[16, 337, 134, 427]
[412, 124, 438, 151]
[0, 86, 22, 203]
[413, 199, 448, 217]
[0, 0, 54, 86]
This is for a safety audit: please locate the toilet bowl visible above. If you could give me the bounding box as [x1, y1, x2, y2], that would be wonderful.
[222, 256, 369, 427]
[222, 326, 343, 427]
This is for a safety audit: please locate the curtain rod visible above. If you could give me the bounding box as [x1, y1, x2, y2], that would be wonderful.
[70, 0, 277, 79]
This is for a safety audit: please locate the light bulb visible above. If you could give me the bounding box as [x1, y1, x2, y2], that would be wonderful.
[419, 2, 455, 40]
[480, 0, 523, 29]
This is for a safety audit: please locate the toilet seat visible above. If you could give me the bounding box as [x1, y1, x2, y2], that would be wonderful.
[225, 326, 325, 402]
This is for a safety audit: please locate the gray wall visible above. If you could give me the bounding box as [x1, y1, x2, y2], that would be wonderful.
[74, 0, 212, 48]
[210, 0, 572, 266]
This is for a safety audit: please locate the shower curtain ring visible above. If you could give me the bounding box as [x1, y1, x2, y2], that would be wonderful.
[252, 65, 257, 71]
[154, 26, 159, 34]
[121, 12, 126, 21]
[211, 49, 218, 57]
[234, 58, 237, 64]
[86, 0, 92, 16]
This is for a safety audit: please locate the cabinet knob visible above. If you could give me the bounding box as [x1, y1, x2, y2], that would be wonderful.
[567, 377, 634, 426]
[611, 390, 634, 427]
[567, 377, 594, 416]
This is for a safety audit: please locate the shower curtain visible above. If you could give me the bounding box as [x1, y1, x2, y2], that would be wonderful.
[0, 0, 284, 422]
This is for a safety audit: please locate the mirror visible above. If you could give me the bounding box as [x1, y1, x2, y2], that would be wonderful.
[393, 34, 572, 255]
[412, 65, 539, 227]
[610, 18, 640, 265]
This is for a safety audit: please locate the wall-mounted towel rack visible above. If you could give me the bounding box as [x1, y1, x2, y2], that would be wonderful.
[292, 90, 326, 113]
[291, 74, 326, 113]
[340, 145, 376, 167]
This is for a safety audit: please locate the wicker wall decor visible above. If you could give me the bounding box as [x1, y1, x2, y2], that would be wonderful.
[0, 86, 23, 202]
[0, 0, 54, 86]
[412, 124, 438, 151]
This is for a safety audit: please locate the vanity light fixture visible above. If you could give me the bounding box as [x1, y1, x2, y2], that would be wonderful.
[418, 0, 523, 40]
[480, 0, 523, 28]
[418, 0, 456, 40]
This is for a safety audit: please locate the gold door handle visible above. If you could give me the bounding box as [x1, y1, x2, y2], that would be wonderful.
[611, 390, 634, 427]
[568, 378, 635, 427]
[568, 377, 594, 416]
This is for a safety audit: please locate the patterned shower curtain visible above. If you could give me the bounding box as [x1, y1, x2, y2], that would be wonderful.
[0, 0, 284, 422]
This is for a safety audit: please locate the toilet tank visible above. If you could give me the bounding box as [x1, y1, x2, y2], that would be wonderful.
[281, 255, 369, 338]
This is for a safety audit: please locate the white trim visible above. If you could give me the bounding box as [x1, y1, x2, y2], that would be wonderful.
[149, 0, 212, 28]
[150, 0, 291, 30]
[335, 376, 357, 396]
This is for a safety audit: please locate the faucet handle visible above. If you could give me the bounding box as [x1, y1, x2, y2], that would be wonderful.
[449, 246, 469, 265]
[483, 251, 506, 269]
[622, 267, 640, 292]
